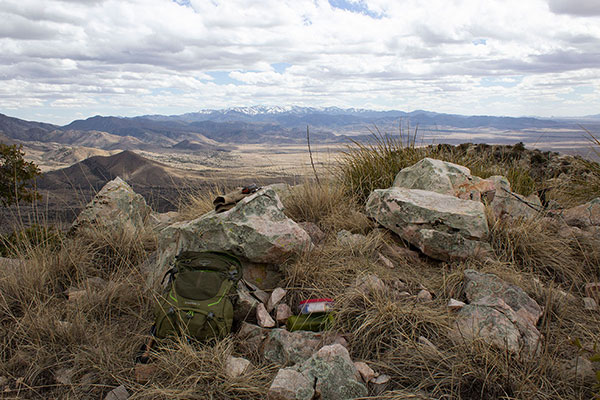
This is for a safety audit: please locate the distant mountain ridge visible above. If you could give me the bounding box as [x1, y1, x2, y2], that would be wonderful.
[0, 106, 593, 151]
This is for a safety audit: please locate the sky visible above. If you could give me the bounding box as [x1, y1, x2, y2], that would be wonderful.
[1, 0, 600, 125]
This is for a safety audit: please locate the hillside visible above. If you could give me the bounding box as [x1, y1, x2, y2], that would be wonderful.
[37, 150, 204, 190]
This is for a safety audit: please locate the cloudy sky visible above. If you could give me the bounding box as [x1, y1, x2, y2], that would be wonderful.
[1, 0, 600, 124]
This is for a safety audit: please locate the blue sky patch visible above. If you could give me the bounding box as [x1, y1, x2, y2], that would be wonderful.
[328, 0, 383, 19]
[472, 38, 487, 46]
[272, 63, 292, 73]
[205, 71, 243, 85]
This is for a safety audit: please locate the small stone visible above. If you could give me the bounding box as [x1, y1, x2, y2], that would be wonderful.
[275, 304, 292, 324]
[355, 274, 386, 293]
[267, 288, 287, 312]
[54, 368, 73, 385]
[448, 298, 465, 311]
[370, 373, 390, 384]
[104, 385, 129, 400]
[354, 362, 376, 383]
[583, 297, 598, 311]
[243, 280, 271, 304]
[396, 291, 411, 298]
[585, 283, 600, 299]
[225, 356, 252, 379]
[257, 303, 276, 328]
[268, 368, 314, 400]
[417, 289, 432, 302]
[65, 287, 86, 301]
[332, 334, 349, 348]
[378, 253, 395, 269]
[134, 363, 157, 384]
[370, 373, 391, 395]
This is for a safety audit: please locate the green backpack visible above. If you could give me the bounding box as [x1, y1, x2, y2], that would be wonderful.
[153, 251, 242, 341]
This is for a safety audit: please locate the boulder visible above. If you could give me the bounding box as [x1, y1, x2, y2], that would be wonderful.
[393, 157, 494, 201]
[562, 198, 600, 228]
[296, 344, 368, 400]
[452, 270, 543, 356]
[71, 177, 152, 236]
[268, 368, 314, 400]
[155, 187, 312, 280]
[366, 187, 490, 261]
[263, 328, 342, 366]
[452, 296, 541, 356]
[463, 269, 542, 326]
[488, 176, 541, 220]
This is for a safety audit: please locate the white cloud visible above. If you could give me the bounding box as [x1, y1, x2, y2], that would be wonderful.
[0, 0, 599, 124]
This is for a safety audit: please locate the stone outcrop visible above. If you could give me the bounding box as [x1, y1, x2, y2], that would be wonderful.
[393, 157, 494, 201]
[366, 187, 490, 261]
[71, 177, 152, 236]
[155, 187, 311, 279]
[451, 270, 542, 356]
[562, 198, 600, 228]
[391, 158, 542, 220]
[237, 323, 342, 366]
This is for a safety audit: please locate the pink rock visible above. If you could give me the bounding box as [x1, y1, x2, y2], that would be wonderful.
[417, 289, 432, 302]
[275, 304, 292, 324]
[378, 253, 395, 269]
[267, 288, 287, 312]
[257, 303, 276, 328]
[354, 362, 376, 383]
[448, 298, 465, 311]
[225, 356, 252, 378]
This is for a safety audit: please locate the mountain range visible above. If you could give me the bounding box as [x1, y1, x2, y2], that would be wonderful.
[2, 106, 595, 152]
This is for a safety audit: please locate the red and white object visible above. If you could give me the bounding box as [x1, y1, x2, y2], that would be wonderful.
[298, 298, 333, 314]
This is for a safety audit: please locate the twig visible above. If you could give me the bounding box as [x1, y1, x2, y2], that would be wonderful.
[306, 125, 321, 185]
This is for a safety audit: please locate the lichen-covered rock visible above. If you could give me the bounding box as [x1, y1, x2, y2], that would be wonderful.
[463, 269, 543, 326]
[452, 296, 541, 356]
[71, 177, 152, 236]
[393, 157, 494, 201]
[268, 368, 314, 400]
[296, 344, 367, 400]
[263, 328, 336, 366]
[562, 198, 600, 228]
[488, 176, 541, 220]
[155, 187, 311, 279]
[366, 187, 490, 261]
[452, 270, 543, 357]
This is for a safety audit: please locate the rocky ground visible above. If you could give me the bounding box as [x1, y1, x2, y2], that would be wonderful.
[1, 143, 600, 399]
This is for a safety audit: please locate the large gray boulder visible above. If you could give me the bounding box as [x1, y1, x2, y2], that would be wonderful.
[392, 158, 542, 219]
[71, 177, 152, 236]
[155, 187, 311, 279]
[393, 158, 494, 201]
[451, 270, 542, 356]
[268, 368, 314, 400]
[366, 187, 490, 261]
